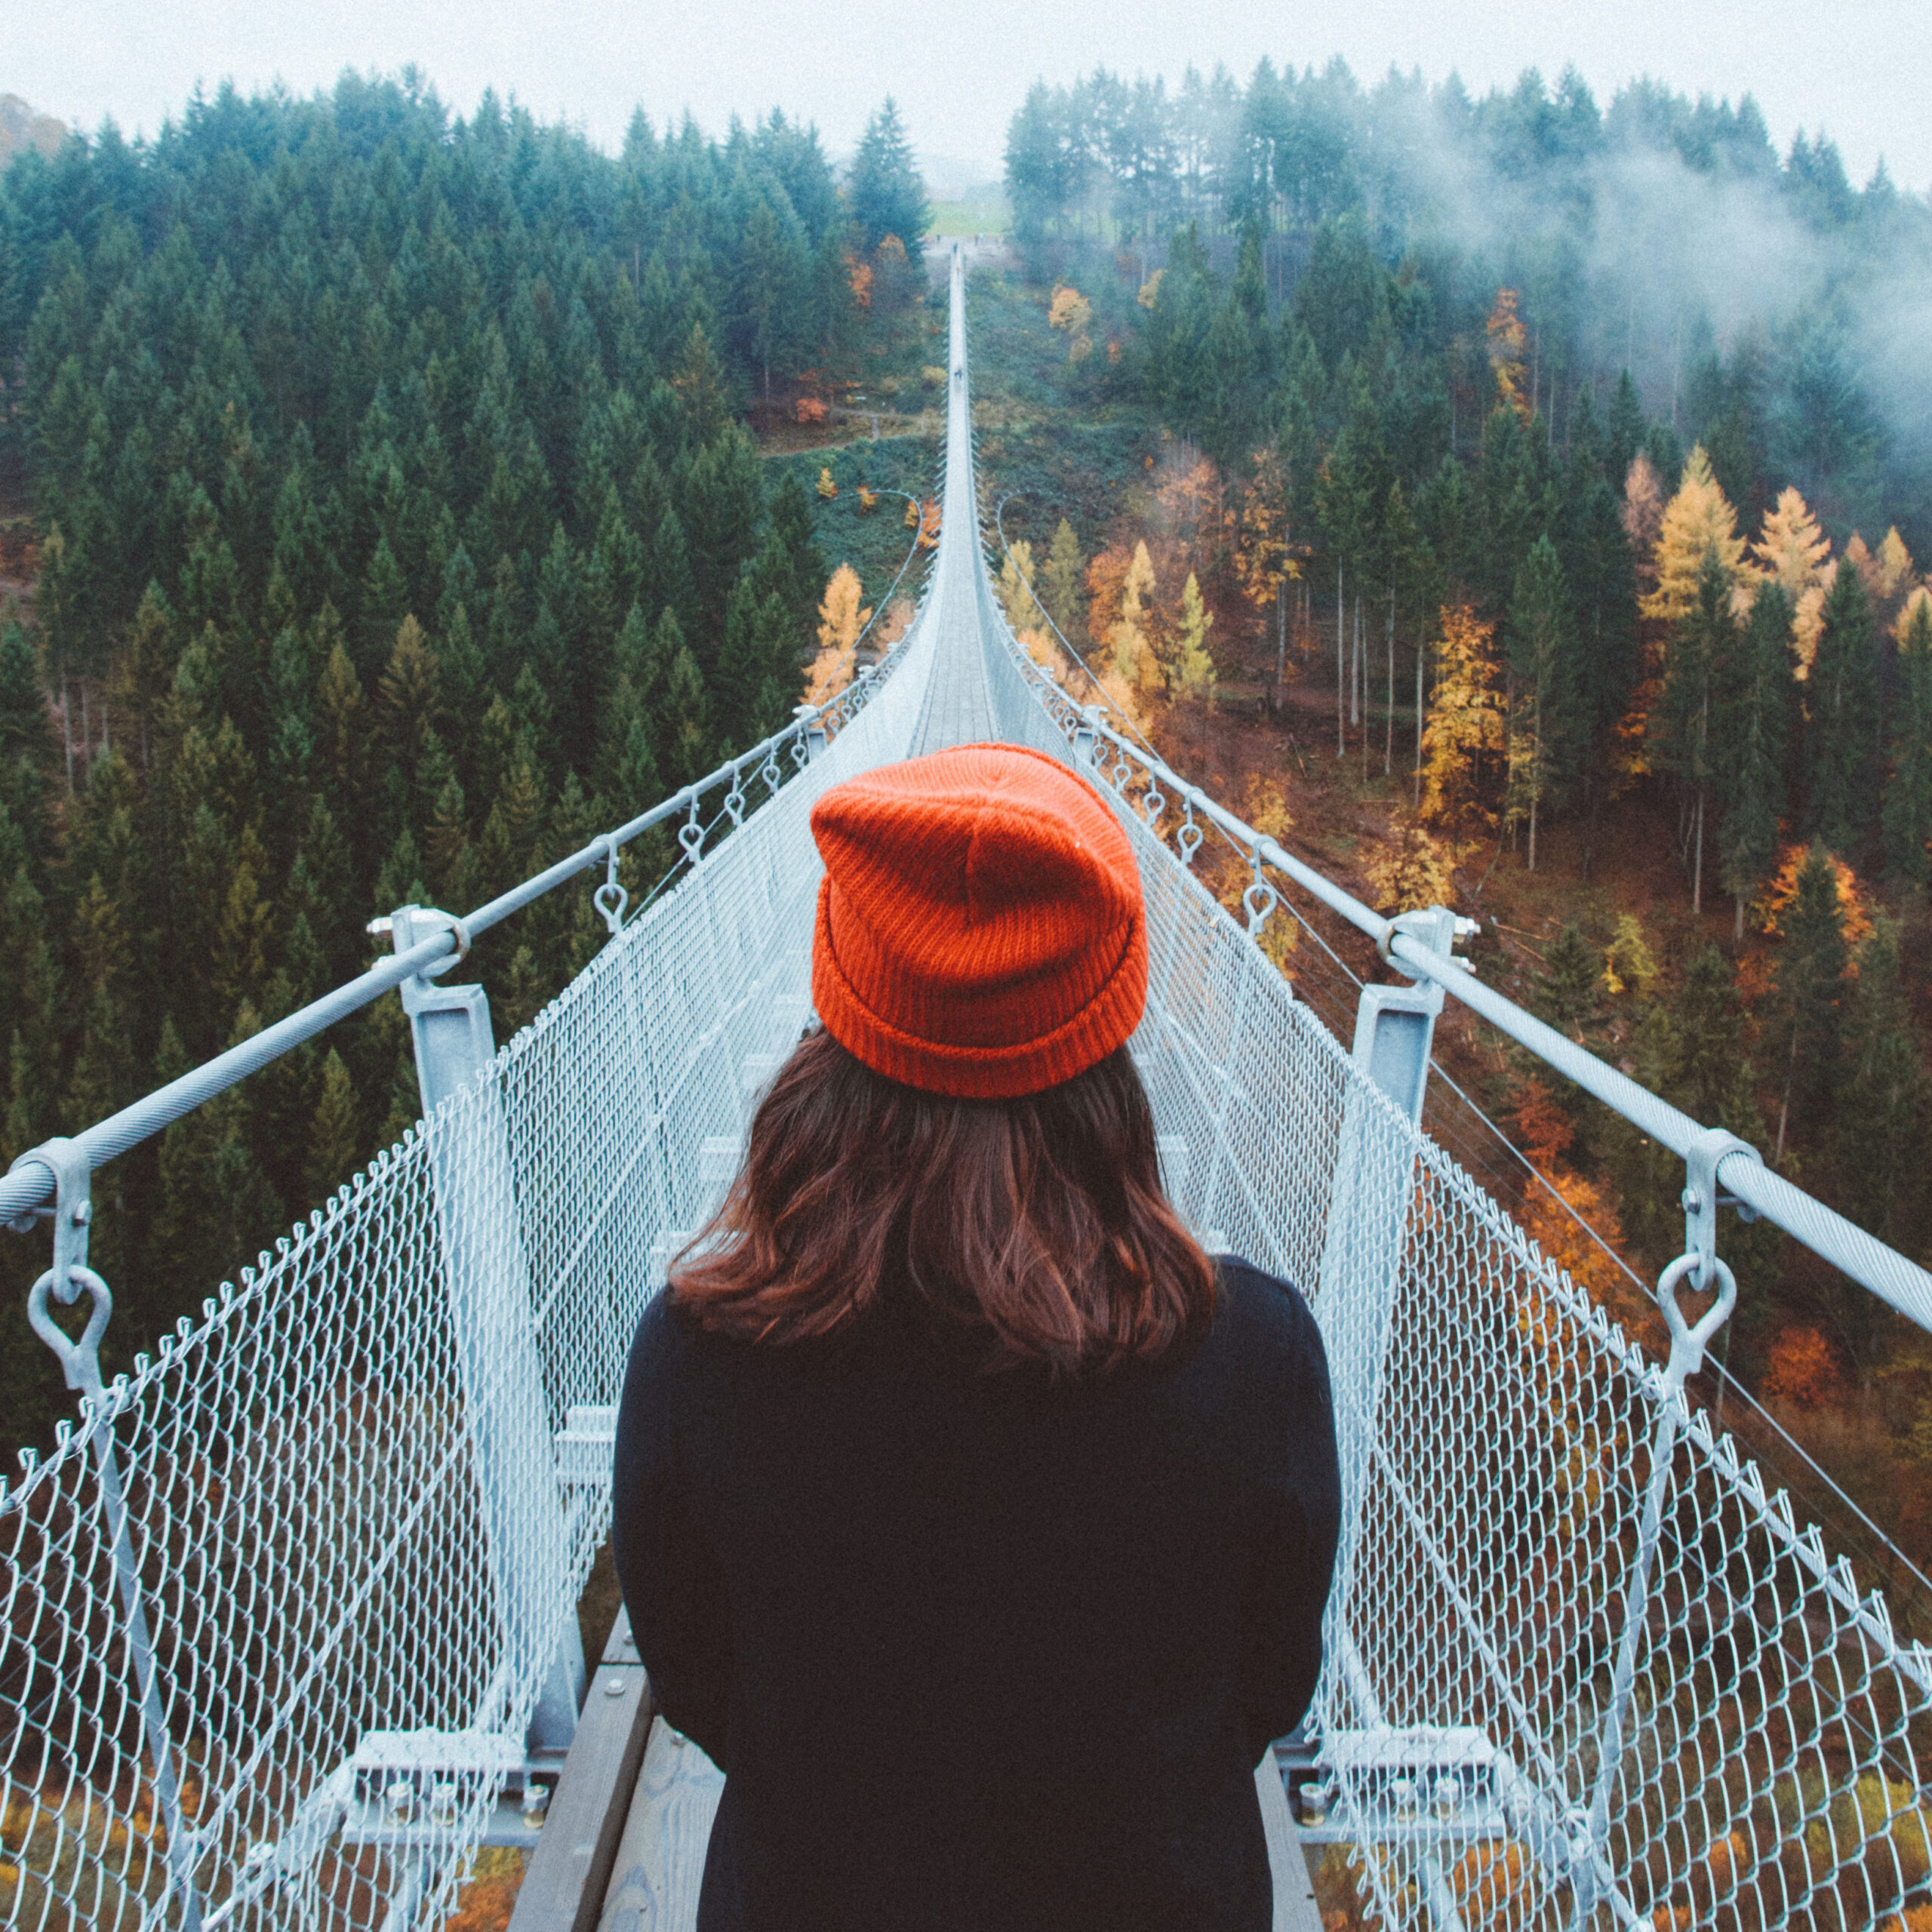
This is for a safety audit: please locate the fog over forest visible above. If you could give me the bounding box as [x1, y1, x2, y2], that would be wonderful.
[1004, 60, 1931, 547]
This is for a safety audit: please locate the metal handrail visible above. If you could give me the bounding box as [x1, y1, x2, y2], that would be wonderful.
[1004, 629, 1932, 1337]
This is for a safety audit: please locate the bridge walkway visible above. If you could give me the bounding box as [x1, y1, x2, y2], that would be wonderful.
[558, 245, 1315, 1932]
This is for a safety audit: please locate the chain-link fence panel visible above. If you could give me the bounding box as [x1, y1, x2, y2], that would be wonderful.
[0, 573, 939, 1932]
[977, 491, 1932, 1932]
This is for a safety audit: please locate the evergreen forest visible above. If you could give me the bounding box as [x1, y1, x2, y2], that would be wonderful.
[3, 53, 1932, 1577]
[0, 75, 934, 1453]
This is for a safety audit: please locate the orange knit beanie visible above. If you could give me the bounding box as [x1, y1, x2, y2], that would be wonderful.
[809, 743, 1148, 1100]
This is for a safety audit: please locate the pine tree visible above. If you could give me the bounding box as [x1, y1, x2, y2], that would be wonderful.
[1503, 537, 1576, 871]
[761, 474, 827, 653]
[682, 426, 764, 657]
[715, 579, 798, 752]
[1881, 593, 1932, 890]
[1606, 371, 1645, 491]
[304, 1048, 361, 1204]
[1534, 925, 1601, 1037]
[1805, 558, 1879, 856]
[1767, 841, 1847, 1164]
[595, 604, 666, 822]
[1039, 520, 1085, 643]
[0, 617, 57, 860]
[1834, 916, 1927, 1264]
[848, 100, 929, 253]
[657, 631, 712, 790]
[1715, 581, 1794, 935]
[1, 847, 59, 1163]
[1656, 548, 1739, 912]
[315, 632, 369, 832]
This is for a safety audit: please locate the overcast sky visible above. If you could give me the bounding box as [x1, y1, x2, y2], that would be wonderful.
[13, 0, 1930, 194]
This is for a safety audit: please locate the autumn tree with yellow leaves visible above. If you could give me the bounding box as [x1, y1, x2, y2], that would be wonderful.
[1048, 284, 1094, 363]
[804, 562, 869, 701]
[1169, 573, 1216, 707]
[1749, 486, 1832, 672]
[1641, 445, 1745, 626]
[1420, 605, 1504, 851]
[1486, 289, 1530, 420]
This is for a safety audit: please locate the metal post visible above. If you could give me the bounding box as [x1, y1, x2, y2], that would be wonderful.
[11, 1137, 206, 1931]
[1315, 912, 1466, 1666]
[792, 703, 827, 762]
[377, 906, 584, 1752]
[1583, 1131, 1743, 1884]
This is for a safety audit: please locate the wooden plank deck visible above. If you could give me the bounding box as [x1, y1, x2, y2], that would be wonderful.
[508, 1613, 654, 1932]
[591, 1727, 1321, 1931]
[594, 1718, 724, 1930]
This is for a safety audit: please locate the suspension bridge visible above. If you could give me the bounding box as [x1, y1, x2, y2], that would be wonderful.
[6, 247, 1932, 1932]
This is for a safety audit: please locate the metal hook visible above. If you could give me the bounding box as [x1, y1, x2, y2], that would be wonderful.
[592, 836, 629, 937]
[678, 798, 706, 866]
[29, 1265, 113, 1395]
[1656, 1251, 1737, 1386]
[1176, 804, 1203, 868]
[1140, 783, 1166, 830]
[1241, 841, 1280, 939]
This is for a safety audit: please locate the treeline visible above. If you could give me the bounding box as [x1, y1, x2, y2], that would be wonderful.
[0, 74, 937, 1451]
[1008, 60, 1931, 549]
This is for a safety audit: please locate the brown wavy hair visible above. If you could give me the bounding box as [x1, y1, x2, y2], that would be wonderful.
[670, 1029, 1217, 1377]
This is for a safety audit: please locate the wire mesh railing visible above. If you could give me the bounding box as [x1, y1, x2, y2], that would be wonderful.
[0, 565, 941, 1932]
[974, 449, 1932, 1930]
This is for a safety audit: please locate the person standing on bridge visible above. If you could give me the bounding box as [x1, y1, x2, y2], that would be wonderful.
[614, 741, 1340, 1932]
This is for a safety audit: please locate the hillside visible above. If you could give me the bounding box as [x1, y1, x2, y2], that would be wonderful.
[966, 233, 1932, 1614]
[0, 94, 65, 171]
[0, 76, 935, 1460]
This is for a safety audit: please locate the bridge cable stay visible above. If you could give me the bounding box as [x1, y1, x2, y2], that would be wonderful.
[3, 245, 1932, 1932]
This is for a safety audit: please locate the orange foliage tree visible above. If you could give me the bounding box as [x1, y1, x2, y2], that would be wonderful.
[1486, 289, 1529, 418]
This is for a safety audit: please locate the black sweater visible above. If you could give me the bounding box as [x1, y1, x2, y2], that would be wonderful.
[611, 1257, 1340, 1932]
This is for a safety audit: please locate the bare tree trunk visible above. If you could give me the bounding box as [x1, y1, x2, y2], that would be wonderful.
[1385, 582, 1395, 776]
[1734, 895, 1746, 943]
[1414, 622, 1426, 810]
[1351, 593, 1361, 726]
[1358, 597, 1367, 781]
[61, 679, 74, 793]
[1692, 788, 1704, 915]
[1336, 565, 1345, 758]
[1275, 579, 1286, 704]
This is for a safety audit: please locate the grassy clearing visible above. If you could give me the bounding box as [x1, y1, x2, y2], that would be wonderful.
[929, 198, 1009, 238]
[764, 437, 941, 620]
